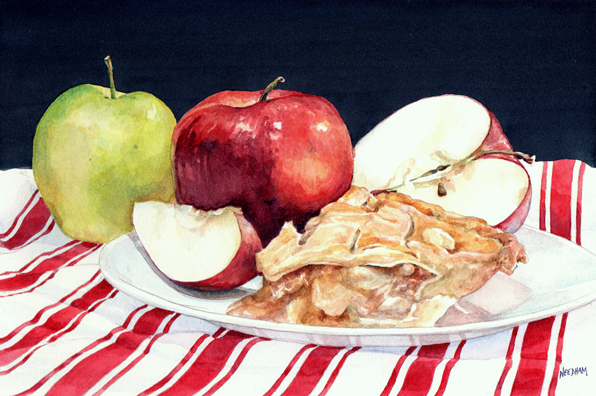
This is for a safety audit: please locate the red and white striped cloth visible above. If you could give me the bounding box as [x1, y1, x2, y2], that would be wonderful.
[1, 160, 595, 396]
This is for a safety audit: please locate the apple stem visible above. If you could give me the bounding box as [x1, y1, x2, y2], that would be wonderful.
[104, 55, 117, 99]
[470, 150, 535, 164]
[385, 149, 535, 192]
[258, 76, 285, 102]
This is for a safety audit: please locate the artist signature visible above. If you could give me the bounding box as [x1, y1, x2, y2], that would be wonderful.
[559, 366, 588, 379]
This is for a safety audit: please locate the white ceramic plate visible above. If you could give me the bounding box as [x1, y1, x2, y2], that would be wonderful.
[99, 226, 596, 347]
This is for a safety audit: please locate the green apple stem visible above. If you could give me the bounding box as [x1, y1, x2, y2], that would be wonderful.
[104, 55, 117, 99]
[259, 76, 285, 102]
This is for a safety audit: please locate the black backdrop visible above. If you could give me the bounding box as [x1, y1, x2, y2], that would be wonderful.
[1, 0, 595, 170]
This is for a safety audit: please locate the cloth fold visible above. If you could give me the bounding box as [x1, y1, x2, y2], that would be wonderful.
[1, 160, 595, 395]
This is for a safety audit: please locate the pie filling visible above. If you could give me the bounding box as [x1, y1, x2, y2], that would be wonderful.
[227, 186, 527, 328]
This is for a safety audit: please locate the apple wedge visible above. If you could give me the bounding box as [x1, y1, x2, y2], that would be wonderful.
[132, 201, 262, 291]
[352, 95, 532, 233]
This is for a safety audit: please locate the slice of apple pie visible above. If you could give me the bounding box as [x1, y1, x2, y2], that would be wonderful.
[227, 186, 527, 327]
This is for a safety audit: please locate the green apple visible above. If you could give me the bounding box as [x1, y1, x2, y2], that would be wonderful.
[32, 56, 176, 243]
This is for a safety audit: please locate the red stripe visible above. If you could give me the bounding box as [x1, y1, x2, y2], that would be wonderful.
[90, 313, 182, 396]
[0, 240, 80, 277]
[0, 195, 53, 250]
[263, 344, 317, 396]
[156, 330, 254, 396]
[0, 275, 113, 368]
[0, 269, 103, 346]
[44, 308, 173, 396]
[14, 304, 149, 396]
[280, 346, 345, 396]
[549, 160, 575, 240]
[0, 287, 118, 376]
[0, 190, 39, 239]
[203, 337, 268, 396]
[18, 219, 56, 250]
[544, 163, 586, 394]
[510, 316, 556, 396]
[138, 333, 212, 396]
[434, 340, 466, 396]
[0, 244, 102, 295]
[23, 242, 98, 275]
[380, 346, 417, 396]
[396, 343, 450, 396]
[45, 290, 119, 347]
[494, 326, 519, 396]
[548, 313, 568, 395]
[319, 347, 361, 396]
[212, 327, 227, 338]
[576, 162, 586, 246]
[539, 162, 549, 231]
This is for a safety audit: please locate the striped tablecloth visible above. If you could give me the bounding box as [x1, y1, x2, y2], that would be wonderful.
[1, 159, 595, 396]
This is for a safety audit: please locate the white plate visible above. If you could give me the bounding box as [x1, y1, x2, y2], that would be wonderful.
[99, 226, 596, 347]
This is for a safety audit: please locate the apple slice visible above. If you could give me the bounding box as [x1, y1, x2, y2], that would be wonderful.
[396, 158, 530, 230]
[132, 201, 262, 291]
[352, 94, 532, 233]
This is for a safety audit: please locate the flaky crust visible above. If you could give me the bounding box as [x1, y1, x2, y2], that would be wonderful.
[228, 186, 527, 327]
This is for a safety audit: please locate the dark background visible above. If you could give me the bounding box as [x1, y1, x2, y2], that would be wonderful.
[1, 0, 595, 170]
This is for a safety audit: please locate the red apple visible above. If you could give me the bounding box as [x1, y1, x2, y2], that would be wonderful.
[172, 77, 354, 245]
[132, 201, 261, 291]
[352, 95, 533, 233]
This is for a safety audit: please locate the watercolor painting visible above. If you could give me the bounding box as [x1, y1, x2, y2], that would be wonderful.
[1, 1, 595, 395]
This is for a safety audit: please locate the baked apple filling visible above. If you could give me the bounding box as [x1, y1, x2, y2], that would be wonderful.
[227, 186, 527, 327]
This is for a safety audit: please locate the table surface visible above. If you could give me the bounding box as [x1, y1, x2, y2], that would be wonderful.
[1, 159, 595, 395]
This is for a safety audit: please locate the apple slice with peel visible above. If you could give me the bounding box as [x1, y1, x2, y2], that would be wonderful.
[352, 94, 533, 233]
[396, 158, 530, 231]
[132, 201, 262, 291]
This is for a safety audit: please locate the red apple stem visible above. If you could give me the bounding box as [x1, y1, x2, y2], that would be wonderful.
[470, 150, 535, 164]
[104, 55, 117, 99]
[385, 149, 535, 192]
[259, 76, 285, 102]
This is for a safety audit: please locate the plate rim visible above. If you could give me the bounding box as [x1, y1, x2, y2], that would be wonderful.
[98, 225, 596, 344]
